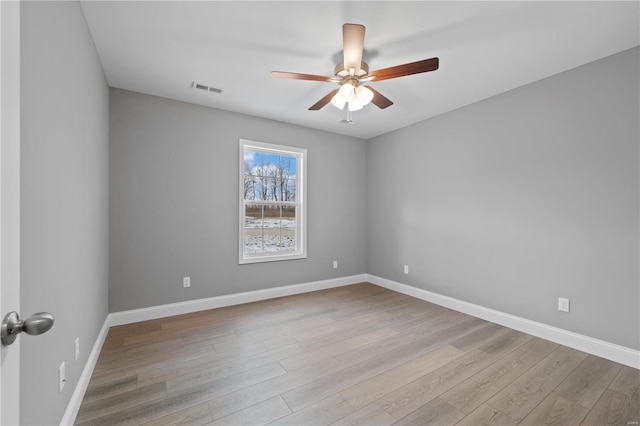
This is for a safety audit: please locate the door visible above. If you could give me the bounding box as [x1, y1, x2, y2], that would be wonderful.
[0, 1, 21, 424]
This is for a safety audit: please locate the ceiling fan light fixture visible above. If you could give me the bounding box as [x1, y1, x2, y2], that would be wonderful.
[354, 85, 374, 106]
[334, 84, 372, 111]
[338, 82, 355, 100]
[331, 82, 356, 110]
[330, 92, 347, 110]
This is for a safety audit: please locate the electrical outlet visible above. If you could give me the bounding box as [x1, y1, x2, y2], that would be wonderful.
[59, 362, 66, 393]
[332, 260, 338, 269]
[75, 337, 80, 361]
[183, 277, 191, 288]
[403, 265, 409, 274]
[558, 297, 570, 313]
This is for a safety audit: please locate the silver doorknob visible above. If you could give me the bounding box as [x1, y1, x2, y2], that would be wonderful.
[1, 311, 54, 346]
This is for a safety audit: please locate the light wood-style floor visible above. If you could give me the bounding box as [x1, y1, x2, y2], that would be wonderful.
[76, 283, 639, 425]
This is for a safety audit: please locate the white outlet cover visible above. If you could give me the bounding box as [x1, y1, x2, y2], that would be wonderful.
[183, 277, 191, 288]
[558, 297, 570, 312]
[403, 265, 409, 274]
[333, 261, 338, 269]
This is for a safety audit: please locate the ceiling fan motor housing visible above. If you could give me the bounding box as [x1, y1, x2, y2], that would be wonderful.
[334, 61, 369, 78]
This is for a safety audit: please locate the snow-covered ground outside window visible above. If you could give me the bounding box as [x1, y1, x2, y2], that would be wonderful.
[244, 217, 296, 253]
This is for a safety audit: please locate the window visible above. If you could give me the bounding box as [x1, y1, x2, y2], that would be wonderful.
[239, 139, 306, 264]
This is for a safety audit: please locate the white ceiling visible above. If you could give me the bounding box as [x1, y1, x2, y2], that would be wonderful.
[80, 1, 639, 139]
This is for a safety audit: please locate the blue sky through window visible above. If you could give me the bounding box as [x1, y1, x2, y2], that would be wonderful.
[243, 149, 298, 202]
[244, 150, 297, 174]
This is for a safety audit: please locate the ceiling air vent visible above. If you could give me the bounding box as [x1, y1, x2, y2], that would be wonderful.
[191, 81, 223, 94]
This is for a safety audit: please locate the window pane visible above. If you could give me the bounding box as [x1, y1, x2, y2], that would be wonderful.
[244, 205, 263, 253]
[277, 156, 297, 202]
[243, 150, 297, 202]
[281, 206, 297, 251]
[243, 204, 297, 254]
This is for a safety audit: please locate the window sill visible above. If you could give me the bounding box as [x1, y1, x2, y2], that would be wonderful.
[239, 252, 307, 265]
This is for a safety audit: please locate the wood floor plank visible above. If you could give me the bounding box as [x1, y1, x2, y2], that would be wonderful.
[581, 366, 640, 426]
[291, 310, 397, 341]
[166, 361, 286, 394]
[454, 403, 518, 426]
[90, 339, 216, 384]
[97, 335, 183, 360]
[279, 327, 398, 372]
[440, 337, 557, 414]
[407, 301, 450, 318]
[121, 329, 187, 347]
[90, 352, 214, 389]
[340, 344, 464, 409]
[609, 365, 640, 397]
[75, 382, 167, 424]
[179, 330, 238, 349]
[476, 328, 535, 355]
[449, 323, 509, 352]
[106, 321, 161, 339]
[330, 403, 396, 426]
[554, 354, 622, 408]
[268, 394, 355, 425]
[326, 292, 415, 321]
[82, 375, 138, 404]
[390, 309, 467, 335]
[233, 308, 338, 337]
[213, 334, 298, 355]
[580, 388, 639, 425]
[297, 311, 415, 345]
[393, 397, 465, 426]
[383, 298, 439, 317]
[140, 402, 212, 426]
[376, 349, 497, 420]
[518, 392, 589, 425]
[156, 349, 294, 393]
[485, 345, 588, 421]
[208, 395, 291, 425]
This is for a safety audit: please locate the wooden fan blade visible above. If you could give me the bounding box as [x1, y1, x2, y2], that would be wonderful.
[343, 24, 365, 74]
[367, 87, 394, 109]
[309, 89, 339, 110]
[370, 57, 439, 82]
[271, 71, 332, 82]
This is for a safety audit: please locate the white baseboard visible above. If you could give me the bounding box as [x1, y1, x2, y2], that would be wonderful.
[109, 274, 367, 326]
[60, 316, 111, 426]
[367, 274, 640, 369]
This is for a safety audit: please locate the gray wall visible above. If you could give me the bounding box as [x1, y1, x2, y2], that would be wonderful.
[109, 89, 367, 312]
[367, 47, 639, 350]
[20, 2, 109, 425]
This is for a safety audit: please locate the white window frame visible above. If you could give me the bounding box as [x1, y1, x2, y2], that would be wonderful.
[239, 139, 307, 264]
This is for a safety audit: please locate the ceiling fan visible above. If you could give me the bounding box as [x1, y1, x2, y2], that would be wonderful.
[271, 23, 439, 112]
